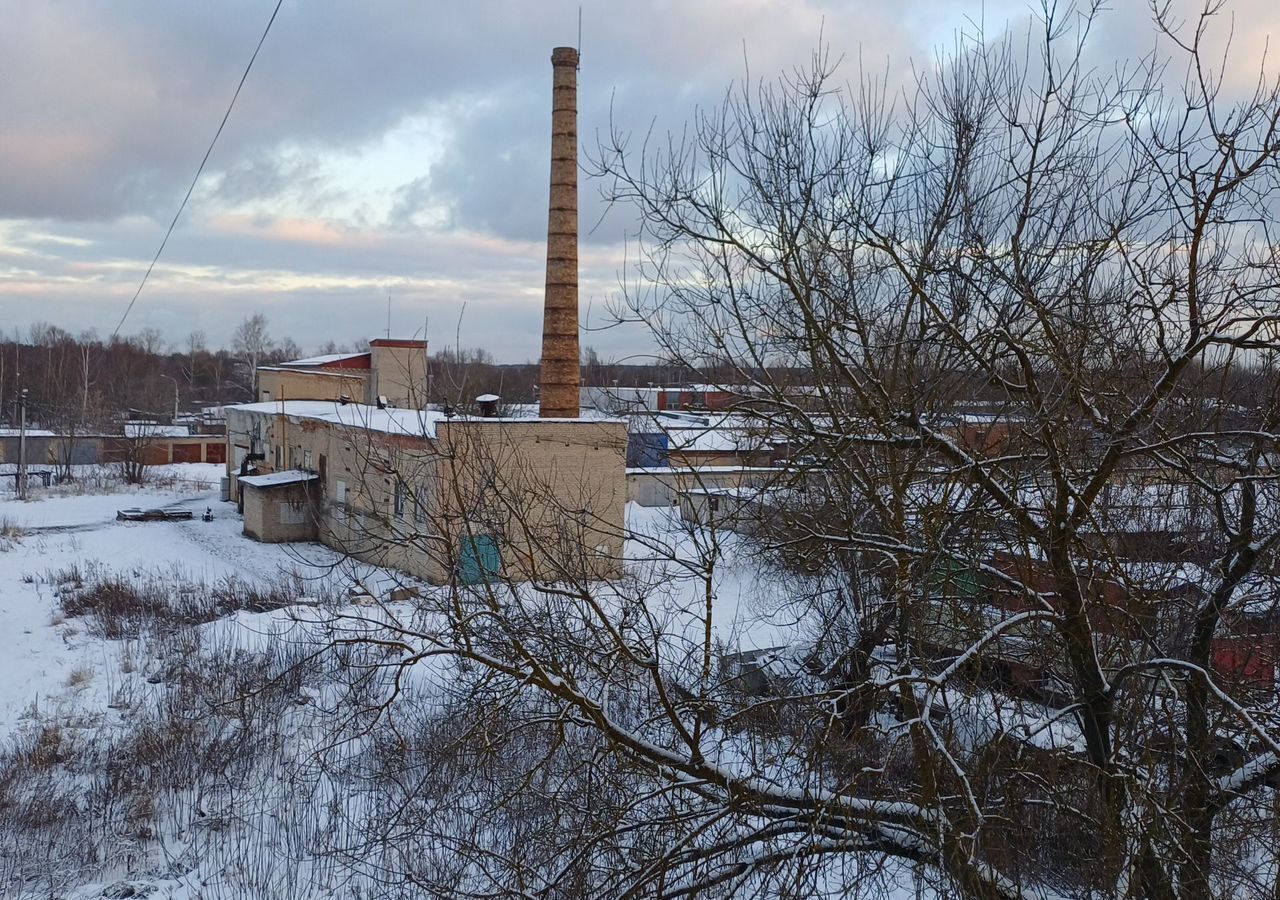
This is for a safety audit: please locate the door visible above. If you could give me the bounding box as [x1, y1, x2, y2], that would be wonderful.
[457, 534, 501, 584]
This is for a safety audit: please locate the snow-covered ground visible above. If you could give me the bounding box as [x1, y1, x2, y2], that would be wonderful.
[0, 464, 343, 740]
[0, 478, 791, 739]
[0, 465, 863, 899]
[0, 465, 454, 898]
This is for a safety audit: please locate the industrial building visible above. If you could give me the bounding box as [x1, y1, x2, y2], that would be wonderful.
[257, 338, 429, 407]
[227, 401, 626, 583]
[225, 46, 629, 586]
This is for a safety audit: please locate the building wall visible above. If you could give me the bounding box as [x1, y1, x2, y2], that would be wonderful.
[224, 405, 626, 585]
[0, 435, 223, 467]
[627, 466, 774, 507]
[242, 480, 319, 543]
[310, 421, 449, 583]
[0, 435, 57, 466]
[657, 389, 736, 412]
[668, 449, 757, 468]
[101, 435, 226, 466]
[433, 420, 628, 582]
[258, 368, 370, 404]
[369, 340, 429, 408]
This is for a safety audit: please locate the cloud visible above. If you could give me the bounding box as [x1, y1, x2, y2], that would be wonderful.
[1, 0, 1278, 358]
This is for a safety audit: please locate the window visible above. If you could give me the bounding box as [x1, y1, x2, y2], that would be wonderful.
[303, 449, 314, 471]
[393, 481, 406, 518]
[414, 486, 428, 524]
[334, 480, 348, 518]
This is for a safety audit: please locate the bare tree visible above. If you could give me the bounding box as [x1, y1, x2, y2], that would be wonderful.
[293, 4, 1280, 899]
[232, 313, 273, 400]
[116, 421, 162, 485]
[183, 329, 206, 389]
[132, 327, 166, 356]
[584, 2, 1280, 896]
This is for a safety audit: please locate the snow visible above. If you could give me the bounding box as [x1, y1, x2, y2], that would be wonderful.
[279, 351, 370, 367]
[231, 400, 622, 439]
[230, 399, 448, 437]
[624, 503, 799, 651]
[0, 464, 345, 738]
[238, 469, 318, 488]
[680, 485, 764, 497]
[0, 468, 933, 898]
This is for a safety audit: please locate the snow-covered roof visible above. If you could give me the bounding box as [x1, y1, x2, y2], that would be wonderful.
[0, 428, 56, 437]
[239, 469, 319, 489]
[680, 485, 764, 498]
[665, 425, 774, 454]
[228, 400, 622, 439]
[279, 351, 370, 367]
[475, 393, 500, 402]
[230, 400, 447, 438]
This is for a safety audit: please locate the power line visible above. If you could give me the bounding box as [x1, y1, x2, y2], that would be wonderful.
[112, 0, 286, 339]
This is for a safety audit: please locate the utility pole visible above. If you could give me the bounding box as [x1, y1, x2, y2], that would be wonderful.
[17, 388, 27, 501]
[160, 374, 179, 423]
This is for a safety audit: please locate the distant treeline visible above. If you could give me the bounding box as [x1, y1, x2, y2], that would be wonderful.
[1, 323, 252, 430]
[0, 319, 733, 429]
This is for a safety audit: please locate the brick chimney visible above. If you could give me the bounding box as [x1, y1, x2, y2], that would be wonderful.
[539, 46, 580, 418]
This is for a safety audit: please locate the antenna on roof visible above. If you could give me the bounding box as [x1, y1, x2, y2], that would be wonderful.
[577, 6, 582, 67]
[386, 295, 392, 339]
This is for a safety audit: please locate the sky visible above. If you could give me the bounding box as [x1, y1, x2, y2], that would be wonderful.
[2, 1, 1278, 362]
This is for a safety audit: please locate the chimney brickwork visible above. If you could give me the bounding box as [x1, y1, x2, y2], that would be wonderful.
[539, 46, 580, 418]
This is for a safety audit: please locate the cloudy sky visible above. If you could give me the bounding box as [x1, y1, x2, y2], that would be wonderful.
[1, 1, 1276, 361]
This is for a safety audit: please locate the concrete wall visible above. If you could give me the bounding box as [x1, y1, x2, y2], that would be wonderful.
[258, 368, 369, 404]
[242, 480, 319, 543]
[369, 340, 428, 408]
[225, 404, 627, 584]
[627, 466, 778, 507]
[434, 420, 627, 582]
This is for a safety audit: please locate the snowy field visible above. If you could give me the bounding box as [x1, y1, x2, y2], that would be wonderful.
[0, 464, 444, 898]
[0, 469, 791, 742]
[0, 464, 338, 740]
[0, 464, 859, 899]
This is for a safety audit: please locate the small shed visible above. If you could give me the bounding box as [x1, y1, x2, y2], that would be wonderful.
[238, 469, 320, 542]
[677, 485, 760, 532]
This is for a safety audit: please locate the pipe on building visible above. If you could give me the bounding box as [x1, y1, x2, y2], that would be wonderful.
[539, 46, 580, 419]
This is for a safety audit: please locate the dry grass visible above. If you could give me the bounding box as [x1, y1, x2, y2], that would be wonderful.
[65, 668, 93, 688]
[0, 516, 24, 551]
[50, 565, 320, 640]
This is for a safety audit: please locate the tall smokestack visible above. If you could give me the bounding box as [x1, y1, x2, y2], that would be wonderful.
[539, 46, 580, 418]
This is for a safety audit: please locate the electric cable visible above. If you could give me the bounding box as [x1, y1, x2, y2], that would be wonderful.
[111, 0, 285, 339]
